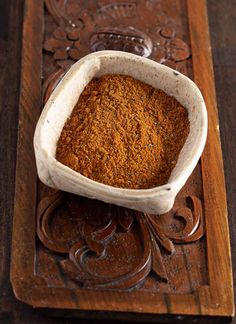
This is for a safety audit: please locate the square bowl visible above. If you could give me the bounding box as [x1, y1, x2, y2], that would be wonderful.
[34, 51, 207, 214]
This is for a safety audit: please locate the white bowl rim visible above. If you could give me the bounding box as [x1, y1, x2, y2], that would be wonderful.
[34, 50, 208, 199]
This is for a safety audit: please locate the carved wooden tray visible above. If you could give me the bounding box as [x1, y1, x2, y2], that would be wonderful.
[11, 0, 234, 322]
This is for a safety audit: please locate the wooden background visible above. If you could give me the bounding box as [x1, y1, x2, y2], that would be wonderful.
[0, 0, 235, 323]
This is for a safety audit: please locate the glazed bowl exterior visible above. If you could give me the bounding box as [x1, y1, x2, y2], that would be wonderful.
[34, 51, 207, 214]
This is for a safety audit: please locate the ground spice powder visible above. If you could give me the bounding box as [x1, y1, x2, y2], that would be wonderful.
[56, 75, 190, 189]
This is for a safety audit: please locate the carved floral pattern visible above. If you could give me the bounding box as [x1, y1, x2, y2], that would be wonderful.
[37, 192, 204, 290]
[43, 0, 191, 70]
[44, 27, 81, 64]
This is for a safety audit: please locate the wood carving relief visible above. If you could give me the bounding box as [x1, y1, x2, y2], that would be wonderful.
[36, 0, 206, 294]
[43, 0, 191, 72]
[37, 192, 204, 290]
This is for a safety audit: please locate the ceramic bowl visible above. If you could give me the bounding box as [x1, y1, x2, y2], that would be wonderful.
[34, 51, 207, 214]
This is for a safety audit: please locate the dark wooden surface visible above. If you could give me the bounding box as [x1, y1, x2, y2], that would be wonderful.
[0, 0, 235, 323]
[208, 5, 236, 324]
[12, 0, 226, 318]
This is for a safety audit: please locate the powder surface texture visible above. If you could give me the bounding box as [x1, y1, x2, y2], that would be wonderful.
[56, 74, 190, 189]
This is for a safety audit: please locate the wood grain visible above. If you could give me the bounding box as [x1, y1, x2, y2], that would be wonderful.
[187, 0, 234, 316]
[2, 1, 234, 323]
[10, 0, 43, 306]
[207, 2, 236, 319]
[0, 0, 24, 314]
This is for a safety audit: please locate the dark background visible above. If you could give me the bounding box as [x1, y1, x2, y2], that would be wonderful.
[0, 0, 235, 323]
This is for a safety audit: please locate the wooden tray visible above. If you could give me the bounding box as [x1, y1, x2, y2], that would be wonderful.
[11, 0, 234, 322]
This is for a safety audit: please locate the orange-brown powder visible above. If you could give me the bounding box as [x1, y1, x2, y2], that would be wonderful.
[56, 74, 190, 189]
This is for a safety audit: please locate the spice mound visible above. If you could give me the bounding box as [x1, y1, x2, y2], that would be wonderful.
[56, 75, 190, 189]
